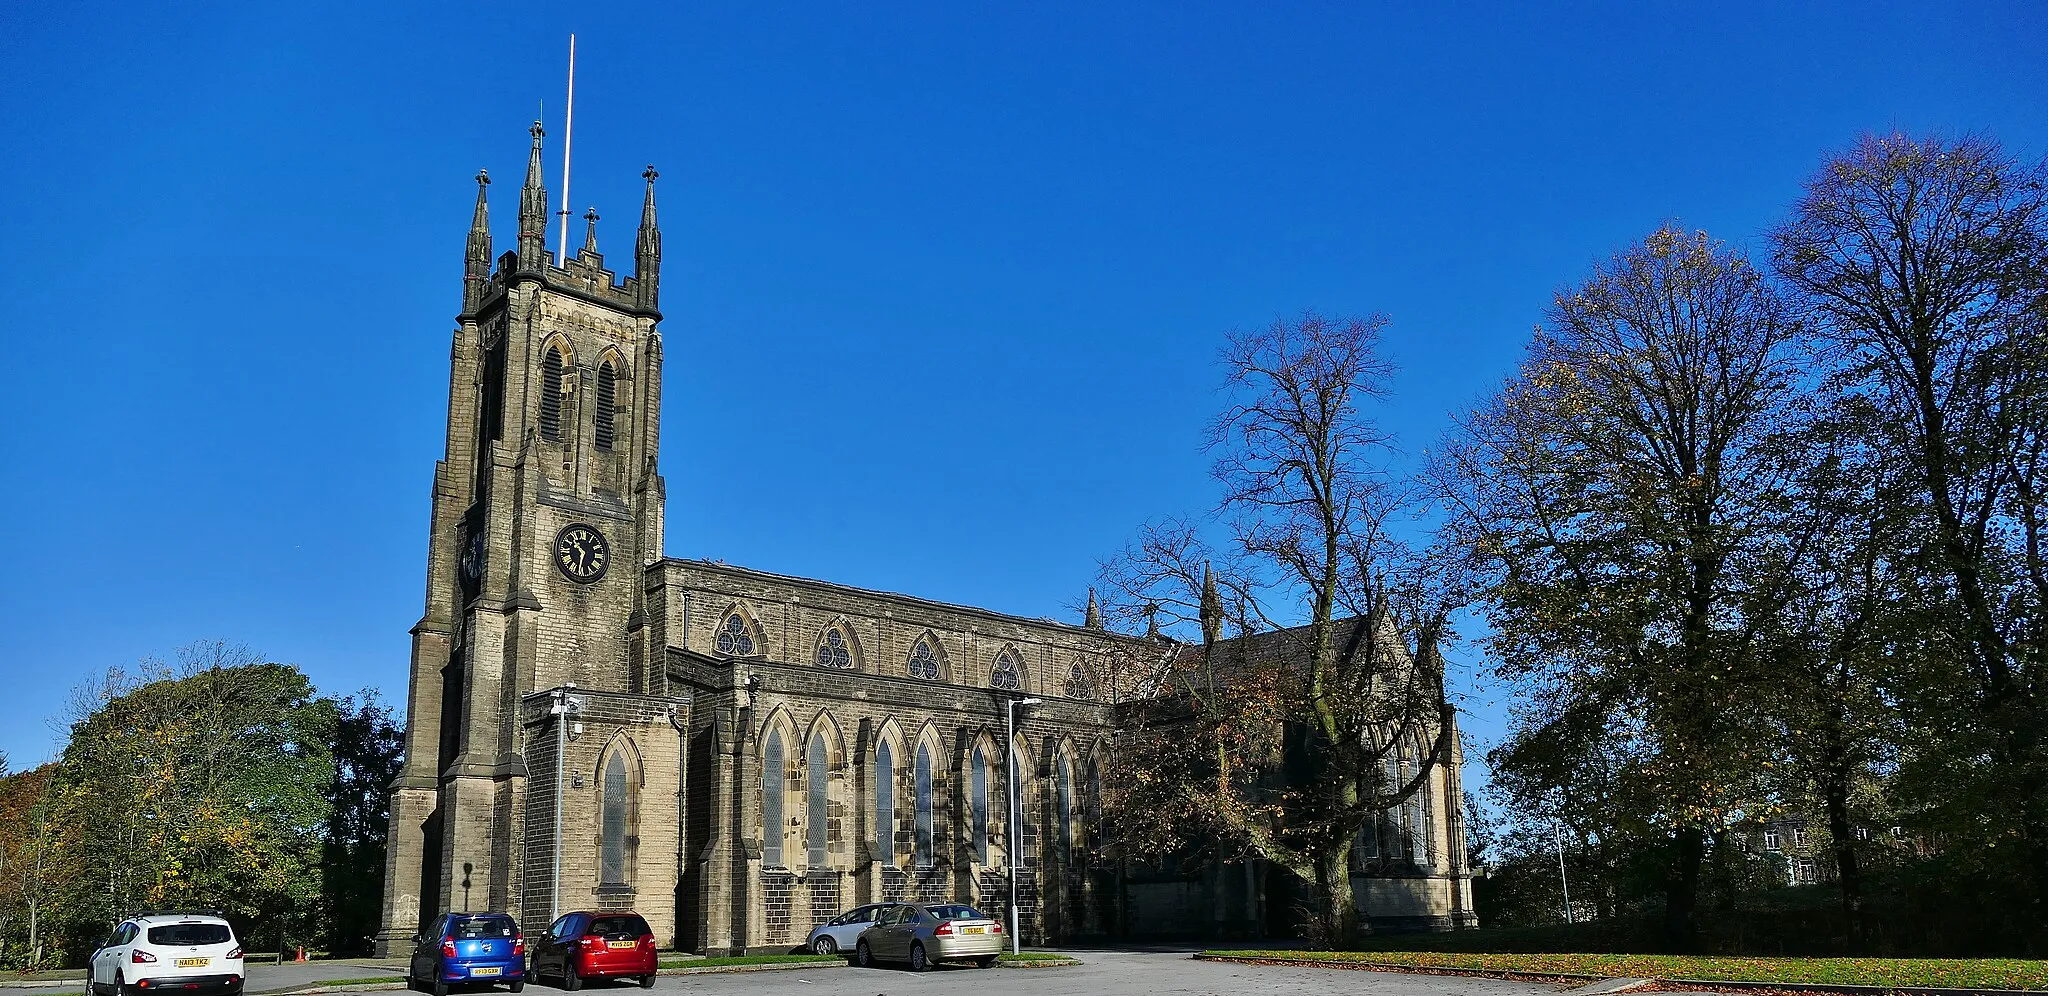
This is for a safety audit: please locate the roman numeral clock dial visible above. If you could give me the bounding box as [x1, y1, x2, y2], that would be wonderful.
[552, 524, 610, 584]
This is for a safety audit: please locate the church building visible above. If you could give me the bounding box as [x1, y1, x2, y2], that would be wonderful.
[375, 126, 1476, 956]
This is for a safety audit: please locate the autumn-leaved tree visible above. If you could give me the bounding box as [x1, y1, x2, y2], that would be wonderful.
[1436, 228, 1806, 950]
[1098, 312, 1460, 949]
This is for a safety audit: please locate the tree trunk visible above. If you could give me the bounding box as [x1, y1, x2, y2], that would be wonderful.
[1819, 751, 1864, 951]
[1313, 847, 1362, 950]
[1664, 826, 1705, 952]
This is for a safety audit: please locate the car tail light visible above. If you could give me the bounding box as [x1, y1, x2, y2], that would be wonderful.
[442, 939, 457, 959]
[933, 921, 954, 936]
[639, 935, 655, 949]
[512, 937, 525, 957]
[580, 936, 603, 949]
[226, 948, 242, 961]
[991, 922, 1004, 934]
[131, 950, 158, 964]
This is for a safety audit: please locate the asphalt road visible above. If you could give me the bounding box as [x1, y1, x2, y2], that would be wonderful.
[639, 951, 1564, 996]
[1, 960, 409, 995]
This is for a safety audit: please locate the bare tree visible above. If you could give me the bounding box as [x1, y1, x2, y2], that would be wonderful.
[1098, 312, 1461, 948]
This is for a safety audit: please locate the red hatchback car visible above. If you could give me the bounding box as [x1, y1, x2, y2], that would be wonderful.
[527, 912, 657, 990]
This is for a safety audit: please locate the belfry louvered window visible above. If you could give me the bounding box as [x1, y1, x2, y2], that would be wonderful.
[539, 347, 568, 442]
[594, 360, 618, 451]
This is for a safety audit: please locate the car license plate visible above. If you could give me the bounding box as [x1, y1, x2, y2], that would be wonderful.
[176, 959, 208, 969]
[607, 940, 635, 949]
[471, 967, 501, 977]
[961, 926, 985, 935]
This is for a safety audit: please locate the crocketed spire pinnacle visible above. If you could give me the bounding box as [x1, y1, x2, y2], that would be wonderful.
[634, 165, 662, 308]
[517, 121, 549, 265]
[462, 169, 493, 314]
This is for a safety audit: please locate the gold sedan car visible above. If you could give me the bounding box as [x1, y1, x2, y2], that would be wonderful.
[852, 902, 1003, 971]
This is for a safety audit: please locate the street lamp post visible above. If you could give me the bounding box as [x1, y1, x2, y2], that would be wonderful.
[1005, 696, 1042, 956]
[1554, 820, 1573, 924]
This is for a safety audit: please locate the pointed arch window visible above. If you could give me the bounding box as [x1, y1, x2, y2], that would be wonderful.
[540, 345, 569, 442]
[594, 359, 618, 451]
[601, 751, 630, 885]
[1085, 757, 1102, 836]
[1012, 746, 1034, 868]
[807, 734, 830, 867]
[908, 637, 941, 680]
[716, 612, 758, 656]
[762, 729, 785, 867]
[1063, 662, 1095, 700]
[914, 744, 934, 868]
[990, 649, 1022, 691]
[874, 740, 895, 862]
[815, 628, 854, 670]
[1055, 759, 1073, 865]
[970, 746, 990, 863]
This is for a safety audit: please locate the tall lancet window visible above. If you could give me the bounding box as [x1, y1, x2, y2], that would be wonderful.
[807, 734, 830, 867]
[600, 752, 629, 885]
[1055, 759, 1073, 864]
[594, 359, 618, 451]
[914, 744, 934, 868]
[874, 741, 895, 862]
[1013, 746, 1034, 868]
[762, 729, 785, 867]
[971, 746, 990, 863]
[540, 345, 569, 442]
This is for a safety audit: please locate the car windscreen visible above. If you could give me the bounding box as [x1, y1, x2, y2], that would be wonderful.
[587, 915, 650, 938]
[148, 923, 232, 946]
[923, 905, 986, 921]
[450, 917, 516, 939]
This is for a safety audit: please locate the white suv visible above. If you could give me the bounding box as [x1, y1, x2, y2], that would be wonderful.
[89, 913, 244, 996]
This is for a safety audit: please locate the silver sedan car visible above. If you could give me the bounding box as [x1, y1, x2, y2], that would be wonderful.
[853, 902, 1002, 971]
[802, 903, 883, 955]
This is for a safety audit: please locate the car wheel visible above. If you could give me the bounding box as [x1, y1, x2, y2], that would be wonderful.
[853, 941, 872, 968]
[638, 974, 655, 990]
[909, 943, 929, 973]
[432, 978, 449, 996]
[510, 982, 525, 993]
[811, 936, 836, 955]
[977, 956, 998, 969]
[562, 962, 580, 992]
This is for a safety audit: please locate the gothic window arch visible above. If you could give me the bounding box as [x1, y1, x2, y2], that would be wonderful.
[1055, 756, 1073, 864]
[1011, 744, 1034, 869]
[907, 635, 942, 681]
[874, 739, 895, 862]
[762, 728, 786, 867]
[970, 745, 990, 864]
[716, 609, 762, 657]
[599, 747, 638, 886]
[594, 357, 619, 451]
[989, 648, 1023, 691]
[914, 743, 934, 868]
[814, 624, 857, 670]
[1062, 661, 1095, 700]
[807, 733, 830, 867]
[539, 341, 572, 442]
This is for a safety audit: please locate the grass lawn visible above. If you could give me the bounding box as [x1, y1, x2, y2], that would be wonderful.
[1202, 950, 2048, 990]
[998, 951, 1079, 963]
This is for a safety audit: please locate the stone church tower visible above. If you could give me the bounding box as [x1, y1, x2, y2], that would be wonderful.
[376, 125, 689, 954]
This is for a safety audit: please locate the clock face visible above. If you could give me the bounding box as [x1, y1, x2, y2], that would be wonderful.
[553, 524, 610, 584]
[459, 529, 486, 589]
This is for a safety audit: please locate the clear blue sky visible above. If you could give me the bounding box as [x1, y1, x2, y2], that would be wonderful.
[2, 2, 2043, 770]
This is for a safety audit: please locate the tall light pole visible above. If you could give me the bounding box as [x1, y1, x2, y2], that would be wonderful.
[1554, 820, 1573, 924]
[550, 686, 583, 922]
[1005, 696, 1042, 955]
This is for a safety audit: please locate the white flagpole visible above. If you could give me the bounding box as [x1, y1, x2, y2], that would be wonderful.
[556, 34, 576, 267]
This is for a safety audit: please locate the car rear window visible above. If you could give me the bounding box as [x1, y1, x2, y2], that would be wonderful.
[149, 923, 232, 946]
[451, 917, 516, 939]
[586, 915, 650, 937]
[924, 905, 986, 921]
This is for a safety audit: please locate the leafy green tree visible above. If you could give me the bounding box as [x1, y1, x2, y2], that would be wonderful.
[1772, 132, 2048, 902]
[1437, 228, 1807, 949]
[320, 692, 402, 956]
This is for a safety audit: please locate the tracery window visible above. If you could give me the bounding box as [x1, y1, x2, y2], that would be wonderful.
[600, 751, 629, 884]
[815, 628, 854, 670]
[594, 359, 618, 451]
[971, 746, 990, 863]
[762, 729, 785, 867]
[990, 649, 1022, 691]
[914, 744, 934, 867]
[1055, 759, 1073, 863]
[715, 612, 757, 656]
[875, 741, 895, 861]
[1062, 662, 1095, 700]
[807, 734, 829, 866]
[908, 638, 941, 680]
[540, 344, 569, 442]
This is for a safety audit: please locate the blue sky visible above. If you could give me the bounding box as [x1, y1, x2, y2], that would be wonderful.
[2, 2, 2043, 771]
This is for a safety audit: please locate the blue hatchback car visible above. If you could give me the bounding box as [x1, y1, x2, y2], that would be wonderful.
[407, 913, 526, 995]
